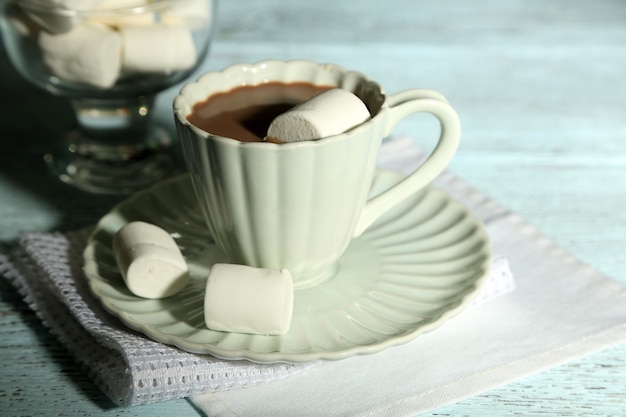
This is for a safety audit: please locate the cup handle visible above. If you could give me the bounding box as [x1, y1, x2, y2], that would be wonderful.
[353, 89, 461, 237]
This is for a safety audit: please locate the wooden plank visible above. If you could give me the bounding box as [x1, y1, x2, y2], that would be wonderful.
[1, 0, 625, 415]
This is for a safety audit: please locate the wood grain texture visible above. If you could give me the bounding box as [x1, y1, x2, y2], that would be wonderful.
[1, 0, 625, 415]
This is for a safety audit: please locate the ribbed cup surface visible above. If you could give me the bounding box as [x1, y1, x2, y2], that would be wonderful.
[175, 60, 388, 287]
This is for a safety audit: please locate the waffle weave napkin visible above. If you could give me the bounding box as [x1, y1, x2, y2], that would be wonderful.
[0, 229, 318, 406]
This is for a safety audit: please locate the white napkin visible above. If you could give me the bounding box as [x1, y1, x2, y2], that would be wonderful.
[190, 136, 626, 417]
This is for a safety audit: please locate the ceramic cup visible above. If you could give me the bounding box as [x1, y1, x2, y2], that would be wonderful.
[174, 60, 461, 289]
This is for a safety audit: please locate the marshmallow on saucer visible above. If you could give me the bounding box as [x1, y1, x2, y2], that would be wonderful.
[119, 24, 197, 74]
[112, 221, 189, 299]
[204, 264, 294, 335]
[39, 22, 122, 88]
[266, 88, 370, 143]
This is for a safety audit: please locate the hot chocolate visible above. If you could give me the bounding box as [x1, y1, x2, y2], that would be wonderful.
[187, 82, 332, 143]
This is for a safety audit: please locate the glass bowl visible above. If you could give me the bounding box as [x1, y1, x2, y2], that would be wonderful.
[0, 0, 216, 193]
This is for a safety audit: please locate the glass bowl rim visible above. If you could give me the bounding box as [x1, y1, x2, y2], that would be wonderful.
[10, 0, 204, 18]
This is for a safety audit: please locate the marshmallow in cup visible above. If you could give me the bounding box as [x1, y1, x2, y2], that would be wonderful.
[266, 88, 371, 143]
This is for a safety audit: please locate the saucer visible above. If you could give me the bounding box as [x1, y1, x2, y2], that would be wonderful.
[84, 170, 491, 363]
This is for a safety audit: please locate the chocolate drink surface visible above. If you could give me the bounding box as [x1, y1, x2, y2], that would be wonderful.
[187, 82, 333, 143]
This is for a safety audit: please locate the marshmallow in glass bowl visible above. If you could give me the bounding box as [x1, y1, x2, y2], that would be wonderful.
[0, 0, 216, 194]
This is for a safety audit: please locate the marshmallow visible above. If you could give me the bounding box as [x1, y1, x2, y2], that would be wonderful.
[119, 24, 197, 74]
[266, 88, 371, 143]
[204, 264, 294, 335]
[23, 12, 78, 35]
[91, 0, 157, 27]
[112, 221, 189, 299]
[43, 0, 102, 9]
[161, 0, 213, 30]
[5, 4, 40, 37]
[21, 0, 102, 33]
[39, 22, 122, 88]
[96, 0, 147, 7]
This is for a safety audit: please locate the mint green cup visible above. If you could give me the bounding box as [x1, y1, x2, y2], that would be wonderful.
[174, 60, 461, 289]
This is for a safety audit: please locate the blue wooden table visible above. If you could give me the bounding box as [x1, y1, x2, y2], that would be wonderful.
[1, 0, 625, 415]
